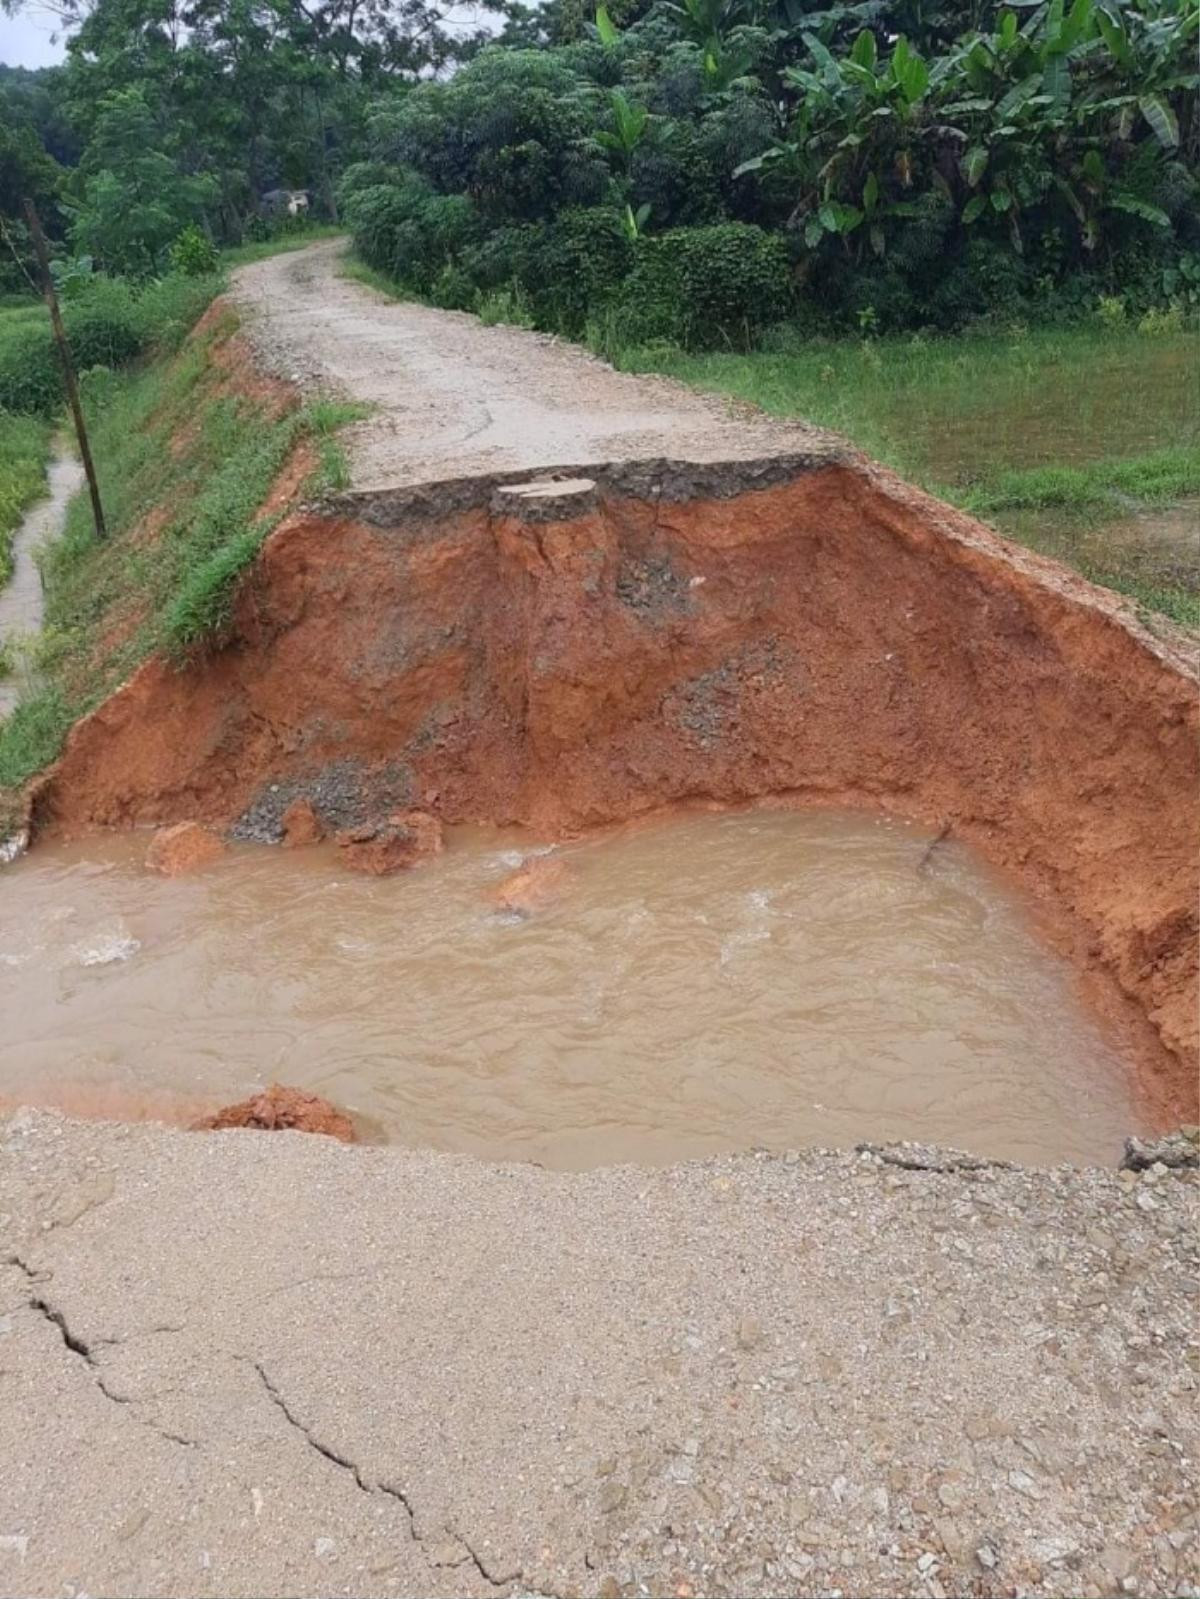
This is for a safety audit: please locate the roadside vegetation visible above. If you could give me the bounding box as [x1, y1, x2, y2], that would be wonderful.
[0, 308, 360, 814]
[0, 403, 51, 586]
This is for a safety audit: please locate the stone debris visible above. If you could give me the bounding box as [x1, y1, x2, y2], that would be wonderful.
[1122, 1127, 1200, 1170]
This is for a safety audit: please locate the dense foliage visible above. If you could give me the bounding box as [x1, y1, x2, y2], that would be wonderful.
[340, 0, 1199, 341]
[0, 274, 220, 413]
[0, 0, 1196, 338]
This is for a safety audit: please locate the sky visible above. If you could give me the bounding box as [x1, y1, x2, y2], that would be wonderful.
[1, 6, 68, 67]
[0, 0, 505, 68]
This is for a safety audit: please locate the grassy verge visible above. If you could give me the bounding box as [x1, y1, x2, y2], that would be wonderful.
[620, 323, 1199, 628]
[220, 224, 345, 271]
[0, 310, 362, 810]
[0, 411, 53, 586]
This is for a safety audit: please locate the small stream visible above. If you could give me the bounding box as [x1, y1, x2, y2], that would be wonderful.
[0, 444, 84, 719]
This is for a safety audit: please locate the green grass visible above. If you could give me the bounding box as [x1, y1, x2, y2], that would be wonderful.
[0, 311, 360, 810]
[961, 447, 1200, 515]
[621, 323, 1199, 627]
[220, 223, 344, 270]
[338, 256, 405, 298]
[0, 410, 53, 585]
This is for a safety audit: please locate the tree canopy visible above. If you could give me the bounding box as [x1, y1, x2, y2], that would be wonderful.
[0, 0, 1196, 333]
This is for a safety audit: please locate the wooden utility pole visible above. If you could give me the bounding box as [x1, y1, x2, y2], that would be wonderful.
[23, 199, 107, 541]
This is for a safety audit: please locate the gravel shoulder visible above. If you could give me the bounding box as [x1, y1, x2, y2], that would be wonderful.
[2, 1111, 1197, 1599]
[228, 240, 840, 491]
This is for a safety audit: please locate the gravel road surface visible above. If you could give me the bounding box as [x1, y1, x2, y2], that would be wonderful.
[2, 1112, 1197, 1599]
[229, 239, 838, 491]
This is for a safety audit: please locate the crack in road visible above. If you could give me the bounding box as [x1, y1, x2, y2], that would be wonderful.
[6, 1254, 196, 1448]
[252, 1361, 512, 1589]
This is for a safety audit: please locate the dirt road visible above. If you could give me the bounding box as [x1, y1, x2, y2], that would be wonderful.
[229, 239, 839, 490]
[2, 244, 1198, 1599]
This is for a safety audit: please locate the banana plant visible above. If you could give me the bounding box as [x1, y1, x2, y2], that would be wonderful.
[1083, 0, 1199, 153]
[661, 0, 757, 83]
[597, 89, 649, 171]
[621, 201, 652, 239]
[735, 30, 933, 253]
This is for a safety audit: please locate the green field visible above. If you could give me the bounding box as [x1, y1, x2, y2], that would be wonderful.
[624, 323, 1200, 628]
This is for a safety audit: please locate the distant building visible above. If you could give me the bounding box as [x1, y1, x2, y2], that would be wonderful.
[261, 189, 311, 218]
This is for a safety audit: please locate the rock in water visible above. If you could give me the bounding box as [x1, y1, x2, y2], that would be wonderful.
[490, 856, 570, 916]
[336, 810, 443, 875]
[191, 1084, 355, 1142]
[280, 797, 325, 848]
[145, 821, 226, 875]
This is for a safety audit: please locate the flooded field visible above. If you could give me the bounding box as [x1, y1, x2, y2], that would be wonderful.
[0, 809, 1144, 1167]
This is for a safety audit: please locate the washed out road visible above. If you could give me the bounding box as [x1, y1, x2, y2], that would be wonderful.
[1, 245, 1197, 1599]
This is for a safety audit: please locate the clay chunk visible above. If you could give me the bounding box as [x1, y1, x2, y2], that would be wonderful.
[281, 797, 325, 848]
[491, 855, 570, 916]
[191, 1083, 355, 1142]
[145, 821, 226, 876]
[336, 810, 443, 875]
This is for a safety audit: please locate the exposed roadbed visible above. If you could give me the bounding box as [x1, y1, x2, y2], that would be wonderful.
[2, 1110, 1197, 1599]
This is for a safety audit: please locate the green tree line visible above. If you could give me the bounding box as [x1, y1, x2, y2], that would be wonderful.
[0, 0, 1197, 338]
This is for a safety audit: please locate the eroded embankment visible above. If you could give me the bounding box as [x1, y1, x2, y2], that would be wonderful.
[27, 455, 1200, 1116]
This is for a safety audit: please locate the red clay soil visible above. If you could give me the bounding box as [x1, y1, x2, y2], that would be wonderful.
[144, 819, 226, 875]
[191, 1083, 356, 1142]
[336, 808, 443, 875]
[30, 460, 1200, 1122]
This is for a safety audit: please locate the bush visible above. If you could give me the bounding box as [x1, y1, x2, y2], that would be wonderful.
[531, 208, 632, 336]
[342, 174, 481, 295]
[0, 273, 220, 416]
[62, 277, 142, 368]
[0, 324, 60, 414]
[616, 222, 792, 347]
[169, 225, 219, 277]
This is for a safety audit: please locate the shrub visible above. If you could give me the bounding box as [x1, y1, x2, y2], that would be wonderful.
[342, 175, 481, 294]
[0, 273, 220, 416]
[62, 277, 142, 368]
[532, 208, 632, 336]
[616, 222, 792, 347]
[169, 225, 219, 278]
[0, 324, 60, 414]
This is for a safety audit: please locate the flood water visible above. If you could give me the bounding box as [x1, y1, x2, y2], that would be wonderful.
[0, 810, 1142, 1168]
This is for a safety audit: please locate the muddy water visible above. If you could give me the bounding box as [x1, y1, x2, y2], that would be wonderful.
[0, 811, 1143, 1167]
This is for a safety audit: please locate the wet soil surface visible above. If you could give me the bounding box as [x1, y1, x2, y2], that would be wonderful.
[229, 240, 840, 490]
[1, 1110, 1197, 1599]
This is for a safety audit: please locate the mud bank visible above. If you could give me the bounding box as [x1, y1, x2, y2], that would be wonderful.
[27, 454, 1199, 1114]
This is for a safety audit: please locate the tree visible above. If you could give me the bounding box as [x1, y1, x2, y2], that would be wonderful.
[67, 86, 218, 273]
